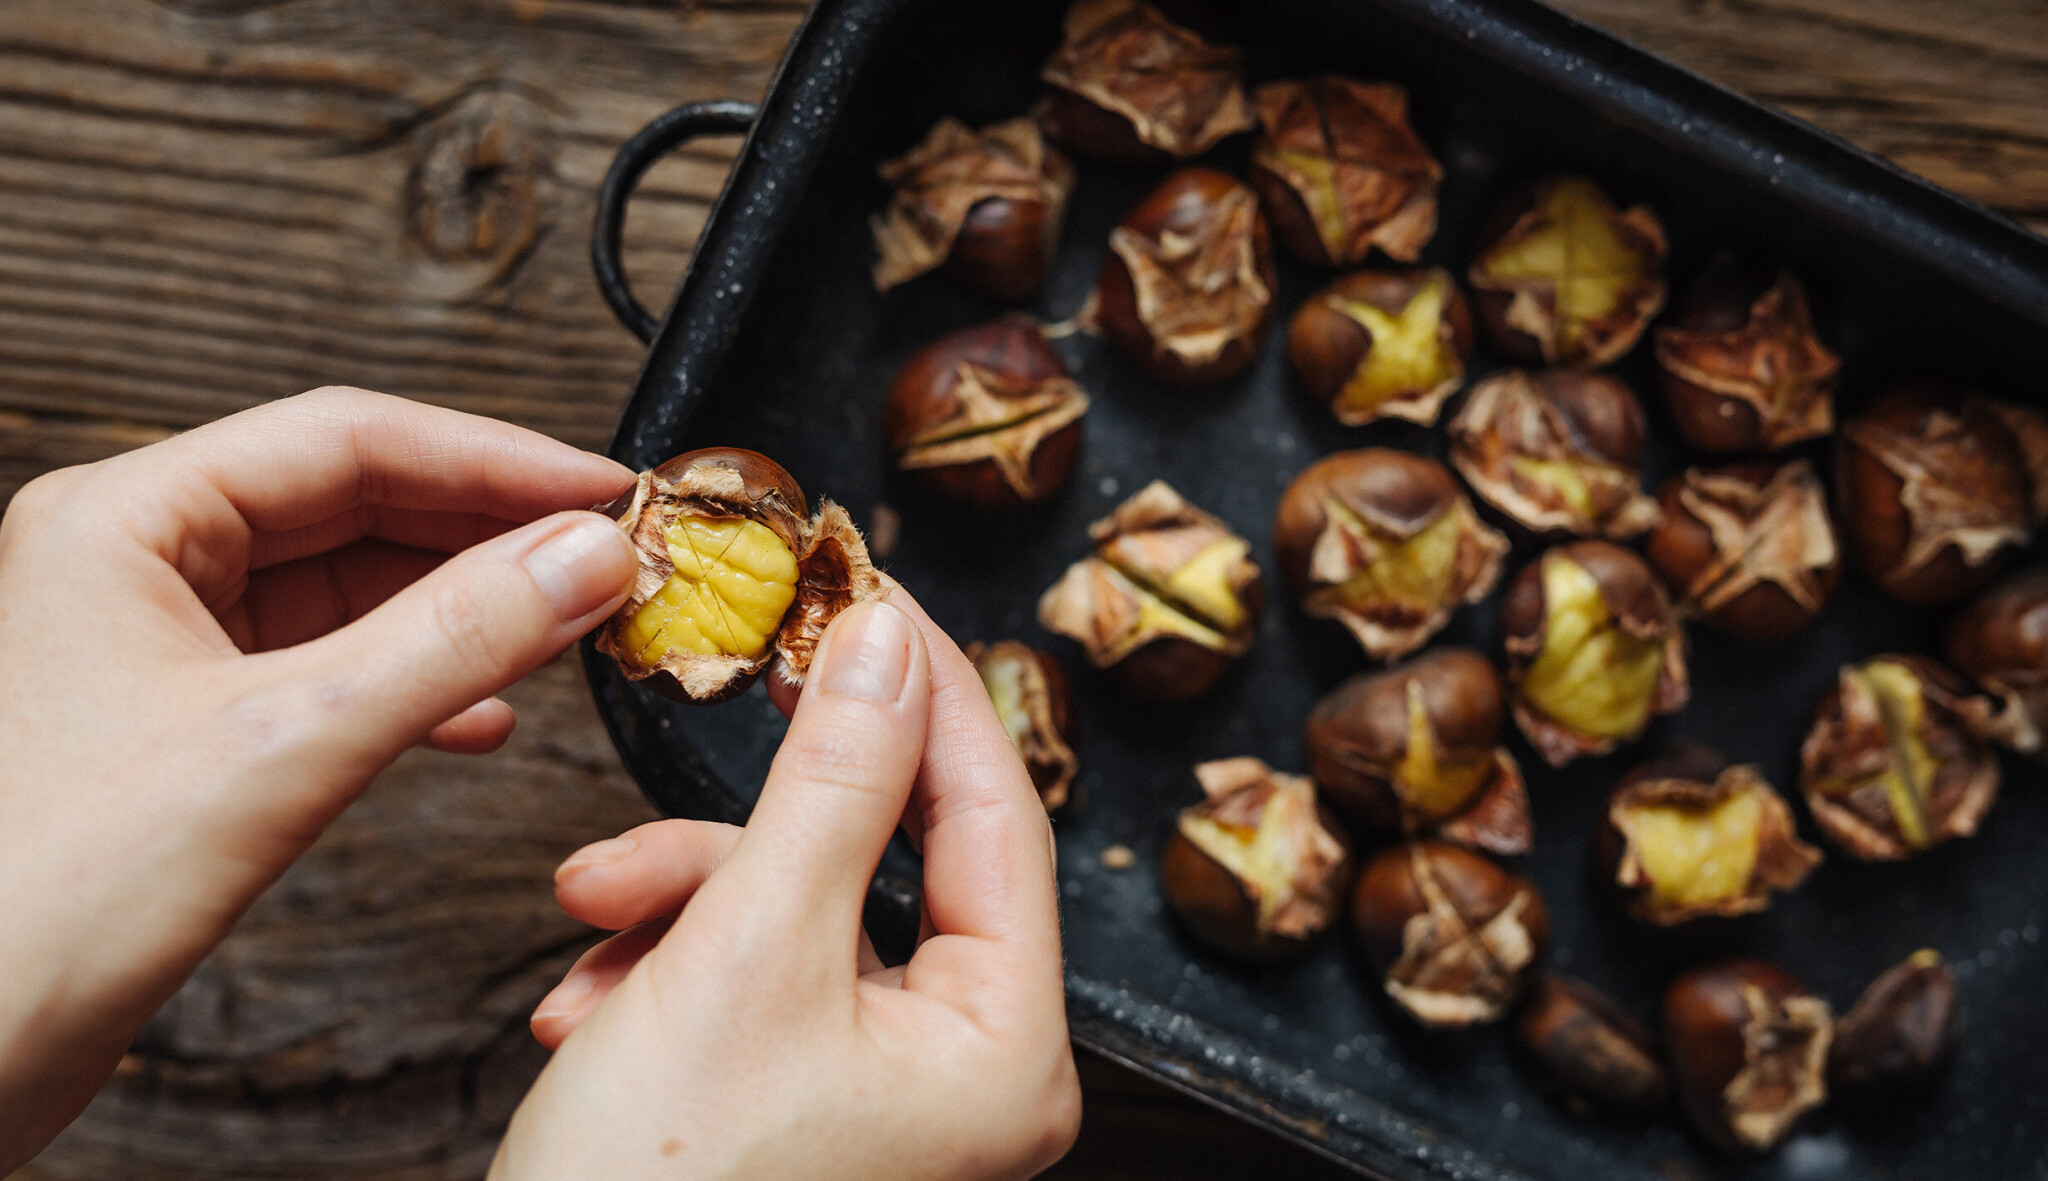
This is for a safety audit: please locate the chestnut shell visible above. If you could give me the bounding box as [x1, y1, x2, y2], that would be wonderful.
[1645, 459, 1840, 643]
[1945, 564, 2048, 757]
[1513, 975, 1671, 1117]
[1161, 799, 1351, 963]
[1466, 177, 1667, 369]
[1352, 841, 1550, 1028]
[1663, 958, 1832, 1154]
[1286, 268, 1474, 426]
[1654, 253, 1838, 453]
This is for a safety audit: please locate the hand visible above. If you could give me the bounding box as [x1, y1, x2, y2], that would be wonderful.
[0, 387, 639, 1169]
[494, 587, 1082, 1179]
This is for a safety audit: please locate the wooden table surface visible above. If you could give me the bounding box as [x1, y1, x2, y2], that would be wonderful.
[2, 1, 2040, 1176]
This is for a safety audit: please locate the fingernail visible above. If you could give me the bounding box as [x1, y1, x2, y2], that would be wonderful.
[532, 971, 596, 1022]
[814, 601, 915, 704]
[525, 513, 634, 622]
[555, 835, 638, 882]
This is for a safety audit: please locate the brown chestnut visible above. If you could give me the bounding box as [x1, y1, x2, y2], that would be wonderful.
[1645, 459, 1839, 643]
[1945, 564, 2048, 757]
[1352, 841, 1549, 1028]
[1798, 654, 2001, 861]
[1038, 480, 1262, 700]
[1246, 76, 1441, 267]
[1512, 975, 1671, 1117]
[1663, 958, 1832, 1153]
[885, 319, 1089, 511]
[1467, 176, 1667, 369]
[1161, 757, 1351, 962]
[1653, 254, 1838, 452]
[1096, 168, 1277, 385]
[965, 640, 1079, 812]
[1829, 949, 1959, 1109]
[1037, 0, 1253, 164]
[1594, 747, 1820, 926]
[1274, 449, 1508, 661]
[1501, 541, 1689, 767]
[594, 449, 883, 704]
[1983, 399, 2048, 525]
[1287, 268, 1473, 427]
[1447, 369, 1659, 540]
[1836, 386, 2030, 606]
[871, 117, 1075, 303]
[1304, 648, 1531, 854]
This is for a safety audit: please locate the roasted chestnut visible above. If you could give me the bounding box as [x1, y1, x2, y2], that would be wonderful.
[1161, 757, 1351, 962]
[1829, 949, 1959, 1110]
[1983, 399, 2048, 524]
[1246, 76, 1441, 267]
[885, 319, 1090, 511]
[1835, 386, 2030, 606]
[1664, 958, 1832, 1153]
[871, 117, 1075, 303]
[1304, 648, 1531, 854]
[1467, 176, 1666, 369]
[1096, 168, 1276, 385]
[1274, 449, 1508, 661]
[594, 449, 883, 704]
[1593, 746, 1820, 927]
[1447, 369, 1659, 540]
[1512, 975, 1671, 1117]
[1352, 841, 1549, 1028]
[1645, 459, 1839, 643]
[1038, 480, 1262, 700]
[1501, 541, 1689, 767]
[1653, 254, 1838, 452]
[1287, 268, 1473, 427]
[1945, 564, 2048, 757]
[1037, 0, 1253, 164]
[965, 640, 1079, 812]
[1798, 654, 2001, 861]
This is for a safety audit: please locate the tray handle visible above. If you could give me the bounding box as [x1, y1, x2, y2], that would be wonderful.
[592, 99, 761, 344]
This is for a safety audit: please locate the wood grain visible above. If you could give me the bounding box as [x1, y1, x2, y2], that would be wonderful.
[0, 0, 2038, 1177]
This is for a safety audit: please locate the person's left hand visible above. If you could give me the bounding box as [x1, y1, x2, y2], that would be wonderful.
[0, 386, 639, 1170]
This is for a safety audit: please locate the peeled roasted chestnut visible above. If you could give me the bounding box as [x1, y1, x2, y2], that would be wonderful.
[1501, 541, 1689, 767]
[1037, 0, 1252, 164]
[1274, 449, 1508, 661]
[1161, 757, 1351, 962]
[1246, 76, 1441, 267]
[1645, 459, 1839, 643]
[1304, 648, 1531, 854]
[1798, 654, 2001, 861]
[594, 449, 883, 704]
[1836, 386, 2029, 606]
[1513, 975, 1671, 1117]
[1945, 564, 2048, 757]
[1829, 949, 1959, 1110]
[1594, 746, 1820, 926]
[1447, 370, 1659, 540]
[1654, 254, 1838, 452]
[1038, 480, 1261, 700]
[1352, 841, 1549, 1028]
[1467, 176, 1666, 369]
[965, 640, 1079, 812]
[885, 319, 1089, 511]
[1664, 959, 1832, 1153]
[1096, 168, 1276, 385]
[1287, 268, 1473, 427]
[871, 117, 1075, 303]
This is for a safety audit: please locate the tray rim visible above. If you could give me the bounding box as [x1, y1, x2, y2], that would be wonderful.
[589, 1, 2048, 1176]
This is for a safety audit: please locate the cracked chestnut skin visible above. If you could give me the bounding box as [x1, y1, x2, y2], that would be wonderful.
[1646, 459, 1840, 643]
[1245, 77, 1442, 268]
[1945, 564, 2048, 758]
[1664, 959, 1832, 1154]
[1304, 648, 1531, 854]
[1287, 268, 1473, 427]
[1096, 168, 1277, 386]
[1352, 841, 1549, 1028]
[1836, 385, 2030, 606]
[1037, 0, 1252, 165]
[885, 319, 1087, 511]
[1513, 975, 1671, 1117]
[1447, 369, 1658, 540]
[1654, 253, 1839, 453]
[1829, 950, 1959, 1111]
[965, 640, 1079, 812]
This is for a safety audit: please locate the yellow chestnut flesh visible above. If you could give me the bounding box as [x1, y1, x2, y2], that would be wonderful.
[980, 655, 1033, 747]
[620, 515, 799, 666]
[1332, 504, 1465, 613]
[1395, 680, 1493, 819]
[1180, 790, 1320, 931]
[1161, 537, 1253, 632]
[1614, 790, 1763, 909]
[1521, 554, 1663, 739]
[1820, 661, 1937, 848]
[1332, 274, 1457, 420]
[1478, 177, 1648, 354]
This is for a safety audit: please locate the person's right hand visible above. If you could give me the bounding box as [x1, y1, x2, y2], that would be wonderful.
[492, 587, 1081, 1179]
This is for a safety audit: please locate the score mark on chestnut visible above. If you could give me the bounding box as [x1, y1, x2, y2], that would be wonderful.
[1663, 959, 1832, 1153]
[870, 117, 1074, 304]
[965, 640, 1078, 813]
[1037, 0, 1253, 164]
[885, 318, 1089, 511]
[1352, 841, 1549, 1028]
[1447, 369, 1659, 540]
[1246, 76, 1442, 268]
[1288, 268, 1473, 427]
[1644, 459, 1839, 643]
[594, 449, 884, 705]
[1467, 175, 1666, 369]
[1653, 253, 1838, 453]
[1944, 563, 2048, 757]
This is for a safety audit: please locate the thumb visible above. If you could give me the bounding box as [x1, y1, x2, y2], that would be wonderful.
[275, 510, 635, 768]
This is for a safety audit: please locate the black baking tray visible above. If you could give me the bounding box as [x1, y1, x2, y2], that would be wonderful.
[580, 0, 2048, 1176]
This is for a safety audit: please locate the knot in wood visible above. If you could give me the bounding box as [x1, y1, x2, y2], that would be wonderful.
[406, 89, 553, 289]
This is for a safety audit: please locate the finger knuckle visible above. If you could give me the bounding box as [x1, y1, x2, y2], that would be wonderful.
[780, 717, 897, 801]
[429, 577, 512, 681]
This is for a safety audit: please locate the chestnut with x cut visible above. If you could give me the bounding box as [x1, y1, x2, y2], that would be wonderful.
[1448, 369, 1659, 541]
[1353, 841, 1549, 1028]
[1288, 268, 1473, 427]
[1037, 0, 1253, 164]
[1945, 563, 2048, 758]
[1655, 253, 1839, 453]
[1664, 959, 1833, 1154]
[870, 116, 1075, 303]
[1468, 176, 1667, 369]
[965, 640, 1079, 812]
[1645, 459, 1839, 643]
[1246, 76, 1442, 268]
